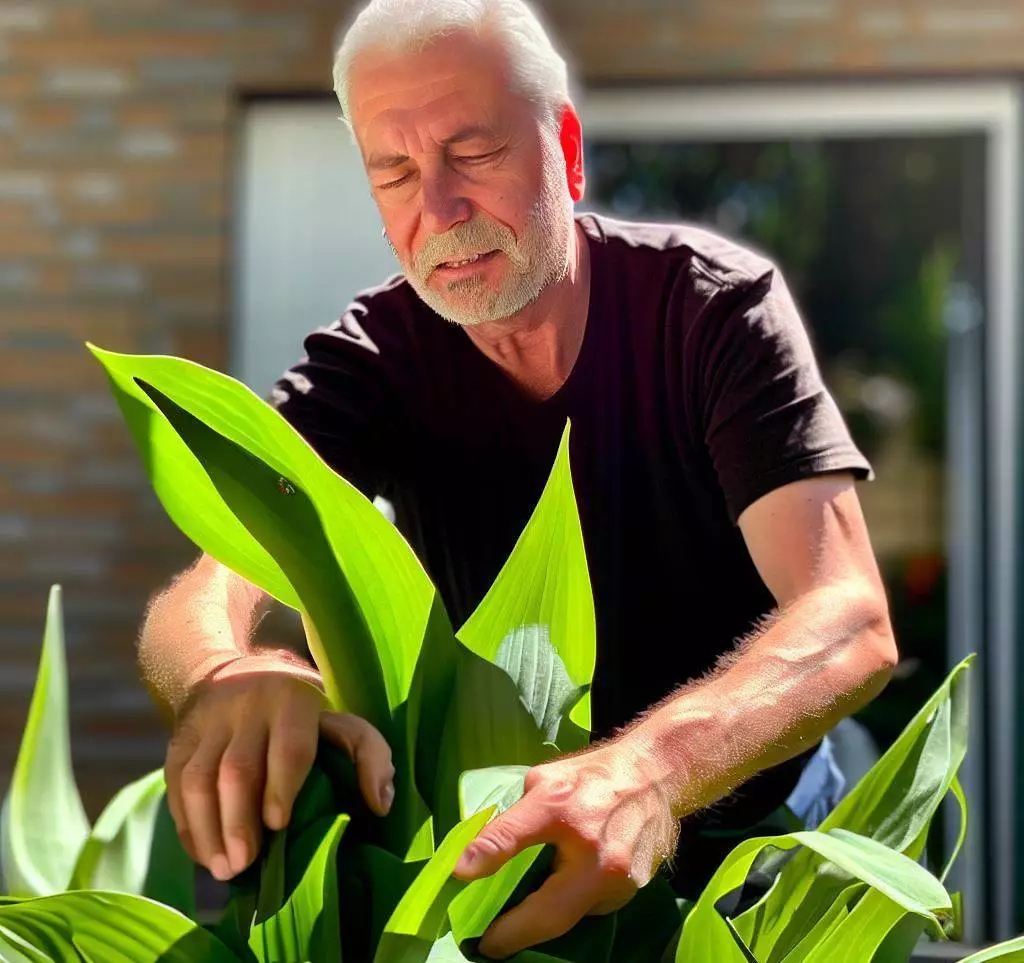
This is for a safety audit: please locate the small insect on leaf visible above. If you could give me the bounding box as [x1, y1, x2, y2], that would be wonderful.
[277, 476, 297, 496]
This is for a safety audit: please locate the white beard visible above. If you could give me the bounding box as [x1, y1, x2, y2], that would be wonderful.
[397, 142, 575, 327]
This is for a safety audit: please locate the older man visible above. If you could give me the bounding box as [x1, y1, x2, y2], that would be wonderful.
[138, 0, 897, 957]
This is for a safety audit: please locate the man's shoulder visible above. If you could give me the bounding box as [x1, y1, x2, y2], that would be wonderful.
[583, 211, 777, 290]
[302, 271, 441, 363]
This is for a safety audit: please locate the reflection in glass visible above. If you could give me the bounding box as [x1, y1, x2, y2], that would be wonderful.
[584, 136, 986, 767]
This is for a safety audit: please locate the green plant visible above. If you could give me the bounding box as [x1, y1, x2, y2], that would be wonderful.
[0, 346, 1019, 961]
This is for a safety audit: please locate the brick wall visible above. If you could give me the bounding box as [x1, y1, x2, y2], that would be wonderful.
[2, 0, 1023, 816]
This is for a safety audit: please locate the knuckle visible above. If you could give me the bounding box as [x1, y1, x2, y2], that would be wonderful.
[474, 827, 516, 858]
[596, 844, 642, 891]
[275, 728, 317, 767]
[597, 850, 634, 882]
[320, 713, 356, 752]
[179, 759, 217, 796]
[223, 829, 254, 859]
[175, 824, 195, 857]
[167, 725, 201, 764]
[523, 765, 545, 793]
[218, 755, 262, 792]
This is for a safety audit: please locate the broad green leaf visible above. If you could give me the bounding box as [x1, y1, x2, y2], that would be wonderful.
[0, 891, 239, 962]
[494, 626, 586, 742]
[676, 830, 950, 963]
[379, 808, 493, 948]
[724, 917, 759, 962]
[337, 845, 424, 961]
[249, 815, 348, 963]
[448, 766, 541, 944]
[392, 594, 459, 860]
[0, 927, 46, 963]
[433, 646, 556, 838]
[249, 743, 368, 925]
[424, 933, 473, 961]
[215, 742, 361, 959]
[776, 882, 865, 963]
[459, 767, 529, 821]
[447, 846, 543, 946]
[456, 424, 596, 731]
[870, 915, 930, 963]
[0, 586, 90, 897]
[820, 829, 950, 911]
[802, 888, 933, 962]
[746, 657, 972, 961]
[69, 768, 195, 916]
[956, 936, 1024, 962]
[89, 346, 436, 720]
[134, 378, 390, 728]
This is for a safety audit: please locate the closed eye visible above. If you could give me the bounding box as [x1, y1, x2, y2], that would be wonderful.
[377, 173, 413, 191]
[453, 148, 503, 164]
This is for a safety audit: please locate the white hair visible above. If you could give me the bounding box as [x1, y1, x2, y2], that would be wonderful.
[332, 0, 573, 135]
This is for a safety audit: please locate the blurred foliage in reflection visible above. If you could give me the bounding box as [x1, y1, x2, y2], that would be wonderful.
[585, 135, 986, 754]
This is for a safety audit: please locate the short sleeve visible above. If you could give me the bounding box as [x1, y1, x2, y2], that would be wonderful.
[698, 267, 873, 523]
[268, 308, 395, 499]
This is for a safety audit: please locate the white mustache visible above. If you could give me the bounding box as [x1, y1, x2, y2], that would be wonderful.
[414, 218, 523, 275]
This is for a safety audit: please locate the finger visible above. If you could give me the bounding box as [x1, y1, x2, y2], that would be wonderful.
[164, 726, 202, 861]
[319, 713, 395, 816]
[263, 695, 321, 830]
[218, 729, 268, 876]
[454, 796, 551, 880]
[479, 869, 595, 960]
[588, 891, 636, 916]
[178, 730, 231, 880]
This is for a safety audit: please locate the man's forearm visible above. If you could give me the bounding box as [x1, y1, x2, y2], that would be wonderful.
[138, 554, 319, 719]
[622, 581, 897, 819]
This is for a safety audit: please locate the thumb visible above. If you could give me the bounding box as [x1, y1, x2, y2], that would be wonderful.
[454, 797, 549, 881]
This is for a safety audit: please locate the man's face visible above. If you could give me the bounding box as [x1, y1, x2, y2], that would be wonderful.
[348, 32, 577, 327]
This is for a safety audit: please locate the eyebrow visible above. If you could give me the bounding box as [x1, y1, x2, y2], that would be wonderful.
[366, 124, 496, 171]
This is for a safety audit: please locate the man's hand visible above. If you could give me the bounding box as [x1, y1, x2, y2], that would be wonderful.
[165, 663, 395, 881]
[453, 739, 678, 960]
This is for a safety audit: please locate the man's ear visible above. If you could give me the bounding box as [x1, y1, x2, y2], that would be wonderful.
[558, 104, 586, 202]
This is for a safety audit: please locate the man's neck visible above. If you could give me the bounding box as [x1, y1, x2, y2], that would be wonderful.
[461, 221, 591, 402]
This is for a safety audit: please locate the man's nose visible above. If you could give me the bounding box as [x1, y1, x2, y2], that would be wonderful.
[420, 167, 472, 237]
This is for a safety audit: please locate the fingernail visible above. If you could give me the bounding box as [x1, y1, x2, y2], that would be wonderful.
[455, 847, 478, 876]
[209, 854, 232, 881]
[380, 781, 395, 812]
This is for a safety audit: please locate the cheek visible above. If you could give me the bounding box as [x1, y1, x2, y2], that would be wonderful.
[378, 207, 416, 257]
[474, 183, 536, 238]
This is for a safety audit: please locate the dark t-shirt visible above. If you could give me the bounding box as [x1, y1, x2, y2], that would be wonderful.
[270, 212, 872, 830]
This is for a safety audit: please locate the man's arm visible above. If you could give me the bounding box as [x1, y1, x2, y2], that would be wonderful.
[453, 472, 896, 960]
[625, 471, 897, 818]
[138, 553, 321, 720]
[140, 553, 395, 882]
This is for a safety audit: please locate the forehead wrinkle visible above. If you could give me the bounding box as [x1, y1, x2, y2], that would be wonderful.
[364, 94, 499, 166]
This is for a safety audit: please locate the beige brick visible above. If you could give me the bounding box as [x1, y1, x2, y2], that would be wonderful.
[101, 231, 223, 265]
